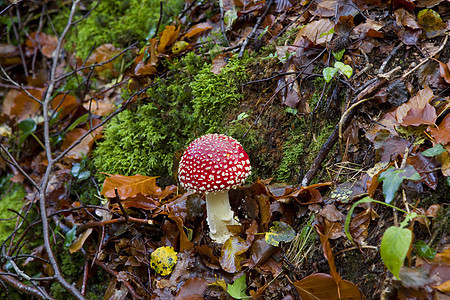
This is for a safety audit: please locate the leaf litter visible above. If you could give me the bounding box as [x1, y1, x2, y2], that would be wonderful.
[0, 0, 449, 299]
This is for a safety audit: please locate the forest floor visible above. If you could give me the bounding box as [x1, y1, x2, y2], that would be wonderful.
[0, 0, 449, 299]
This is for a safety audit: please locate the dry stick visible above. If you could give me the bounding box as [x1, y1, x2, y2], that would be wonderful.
[38, 1, 85, 299]
[0, 66, 43, 104]
[0, 271, 53, 300]
[238, 0, 274, 58]
[153, 1, 163, 39]
[9, 7, 28, 76]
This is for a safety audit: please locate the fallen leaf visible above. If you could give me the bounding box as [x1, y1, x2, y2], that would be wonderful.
[51, 94, 78, 119]
[211, 53, 232, 75]
[417, 9, 446, 38]
[294, 18, 334, 46]
[25, 32, 58, 58]
[158, 25, 180, 54]
[68, 228, 93, 254]
[435, 58, 450, 84]
[220, 236, 251, 273]
[407, 153, 439, 189]
[396, 87, 434, 125]
[428, 114, 450, 145]
[10, 89, 44, 121]
[293, 273, 365, 300]
[175, 277, 207, 300]
[182, 22, 212, 39]
[102, 174, 163, 199]
[150, 246, 178, 276]
[265, 221, 296, 246]
[86, 44, 122, 78]
[83, 100, 116, 116]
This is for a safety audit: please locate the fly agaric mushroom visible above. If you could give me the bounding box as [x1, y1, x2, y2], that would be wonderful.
[178, 134, 251, 244]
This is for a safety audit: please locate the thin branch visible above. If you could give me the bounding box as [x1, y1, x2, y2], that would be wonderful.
[238, 0, 274, 58]
[0, 144, 40, 190]
[38, 1, 86, 299]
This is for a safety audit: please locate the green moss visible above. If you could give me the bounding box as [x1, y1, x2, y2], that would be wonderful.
[50, 0, 184, 58]
[0, 183, 26, 243]
[93, 53, 253, 183]
[276, 117, 334, 183]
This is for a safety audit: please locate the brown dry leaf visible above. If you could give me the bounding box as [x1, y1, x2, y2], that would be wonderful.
[68, 228, 93, 254]
[315, 224, 342, 284]
[294, 18, 334, 46]
[175, 277, 207, 300]
[396, 87, 434, 124]
[102, 174, 165, 200]
[394, 8, 420, 29]
[435, 58, 450, 84]
[50, 94, 78, 119]
[211, 53, 232, 75]
[428, 114, 450, 144]
[439, 150, 450, 177]
[407, 154, 439, 189]
[158, 25, 180, 54]
[378, 136, 411, 162]
[400, 102, 437, 126]
[86, 44, 122, 78]
[219, 235, 251, 273]
[0, 44, 21, 66]
[134, 39, 158, 76]
[293, 273, 365, 300]
[26, 32, 58, 58]
[319, 204, 345, 222]
[10, 89, 43, 121]
[349, 207, 379, 243]
[434, 280, 450, 293]
[119, 194, 160, 210]
[83, 100, 116, 116]
[353, 19, 384, 38]
[168, 213, 194, 252]
[393, 8, 422, 45]
[182, 23, 212, 39]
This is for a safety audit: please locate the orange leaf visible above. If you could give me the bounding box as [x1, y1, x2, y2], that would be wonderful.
[10, 89, 43, 121]
[83, 100, 116, 116]
[175, 277, 207, 300]
[134, 39, 158, 76]
[51, 94, 78, 119]
[101, 174, 162, 199]
[428, 114, 450, 145]
[158, 25, 180, 54]
[315, 224, 342, 284]
[86, 44, 122, 78]
[26, 32, 58, 59]
[211, 53, 232, 75]
[183, 22, 212, 39]
[293, 273, 365, 300]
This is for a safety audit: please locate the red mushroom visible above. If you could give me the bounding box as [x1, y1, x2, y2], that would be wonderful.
[178, 134, 251, 243]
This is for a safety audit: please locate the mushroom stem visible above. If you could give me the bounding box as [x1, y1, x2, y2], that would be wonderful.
[205, 190, 238, 244]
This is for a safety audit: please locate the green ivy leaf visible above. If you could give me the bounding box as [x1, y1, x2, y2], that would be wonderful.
[64, 225, 77, 251]
[323, 67, 338, 83]
[227, 274, 248, 299]
[422, 143, 446, 157]
[334, 61, 353, 78]
[380, 226, 412, 279]
[378, 165, 421, 204]
[265, 221, 296, 246]
[414, 240, 436, 259]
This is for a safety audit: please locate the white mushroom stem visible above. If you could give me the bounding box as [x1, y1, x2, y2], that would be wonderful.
[205, 190, 239, 244]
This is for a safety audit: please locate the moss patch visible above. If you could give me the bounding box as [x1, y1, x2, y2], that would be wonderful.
[0, 183, 26, 243]
[49, 0, 184, 58]
[93, 53, 253, 184]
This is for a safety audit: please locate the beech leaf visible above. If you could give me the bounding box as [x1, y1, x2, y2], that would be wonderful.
[220, 236, 251, 273]
[293, 273, 364, 300]
[101, 174, 169, 200]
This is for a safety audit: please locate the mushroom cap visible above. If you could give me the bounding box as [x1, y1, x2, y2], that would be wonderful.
[178, 134, 251, 193]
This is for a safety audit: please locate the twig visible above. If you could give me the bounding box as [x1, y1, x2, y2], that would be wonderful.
[401, 35, 448, 81]
[38, 1, 86, 299]
[238, 0, 274, 58]
[0, 144, 40, 190]
[9, 7, 28, 76]
[153, 1, 163, 39]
